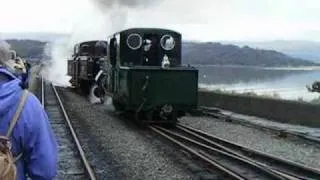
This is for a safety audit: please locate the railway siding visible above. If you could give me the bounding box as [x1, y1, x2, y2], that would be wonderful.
[180, 115, 320, 170]
[150, 124, 320, 179]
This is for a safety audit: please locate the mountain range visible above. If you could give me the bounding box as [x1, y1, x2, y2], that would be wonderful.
[2, 32, 320, 66]
[182, 42, 318, 67]
[0, 32, 68, 42]
[225, 40, 320, 63]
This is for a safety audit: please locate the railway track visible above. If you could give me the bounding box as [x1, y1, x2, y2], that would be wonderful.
[41, 79, 96, 179]
[198, 106, 320, 144]
[150, 123, 320, 180]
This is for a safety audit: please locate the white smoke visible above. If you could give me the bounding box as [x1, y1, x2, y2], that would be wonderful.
[41, 39, 71, 87]
[44, 0, 162, 87]
[42, 0, 168, 89]
[92, 0, 157, 7]
[42, 4, 108, 86]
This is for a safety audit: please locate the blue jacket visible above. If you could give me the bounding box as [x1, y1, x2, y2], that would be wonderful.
[0, 68, 58, 179]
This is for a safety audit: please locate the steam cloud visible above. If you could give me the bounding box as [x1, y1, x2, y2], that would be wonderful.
[90, 0, 161, 33]
[45, 0, 161, 87]
[92, 0, 158, 9]
[42, 39, 72, 87]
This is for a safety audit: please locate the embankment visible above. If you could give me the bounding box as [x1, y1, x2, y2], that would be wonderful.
[198, 90, 320, 127]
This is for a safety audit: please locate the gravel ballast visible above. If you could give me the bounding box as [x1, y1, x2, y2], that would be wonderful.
[28, 76, 320, 178]
[180, 115, 320, 169]
[57, 88, 200, 180]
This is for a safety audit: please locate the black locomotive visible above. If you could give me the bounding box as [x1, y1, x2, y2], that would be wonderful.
[67, 40, 107, 102]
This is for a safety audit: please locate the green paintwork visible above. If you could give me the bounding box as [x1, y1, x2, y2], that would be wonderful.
[115, 66, 198, 111]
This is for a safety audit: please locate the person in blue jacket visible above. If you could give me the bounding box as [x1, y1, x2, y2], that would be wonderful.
[0, 44, 58, 179]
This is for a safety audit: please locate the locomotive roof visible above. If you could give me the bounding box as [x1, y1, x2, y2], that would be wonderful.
[76, 40, 108, 46]
[108, 28, 181, 38]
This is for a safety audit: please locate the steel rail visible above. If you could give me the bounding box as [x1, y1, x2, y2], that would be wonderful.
[198, 150, 300, 180]
[177, 123, 320, 180]
[155, 125, 288, 180]
[50, 84, 97, 180]
[149, 126, 246, 180]
[150, 126, 288, 180]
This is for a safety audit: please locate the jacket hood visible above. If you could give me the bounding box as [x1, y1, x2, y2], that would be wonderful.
[0, 67, 22, 116]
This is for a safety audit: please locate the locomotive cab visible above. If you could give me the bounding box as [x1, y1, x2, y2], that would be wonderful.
[108, 29, 181, 67]
[106, 28, 198, 124]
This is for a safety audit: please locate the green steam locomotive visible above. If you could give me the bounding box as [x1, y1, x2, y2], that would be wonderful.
[69, 28, 198, 124]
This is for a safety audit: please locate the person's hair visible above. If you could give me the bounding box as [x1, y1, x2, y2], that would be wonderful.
[0, 41, 11, 66]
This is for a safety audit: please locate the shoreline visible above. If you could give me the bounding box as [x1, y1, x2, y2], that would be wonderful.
[190, 64, 320, 70]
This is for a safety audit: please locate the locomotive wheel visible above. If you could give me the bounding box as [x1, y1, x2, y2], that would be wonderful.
[93, 86, 104, 98]
[89, 84, 104, 104]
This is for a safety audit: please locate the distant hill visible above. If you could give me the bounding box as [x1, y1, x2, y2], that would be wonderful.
[227, 40, 320, 63]
[182, 42, 319, 67]
[0, 32, 68, 42]
[6, 39, 48, 60]
[4, 36, 319, 67]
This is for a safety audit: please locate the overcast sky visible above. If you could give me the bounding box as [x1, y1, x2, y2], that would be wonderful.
[1, 0, 320, 41]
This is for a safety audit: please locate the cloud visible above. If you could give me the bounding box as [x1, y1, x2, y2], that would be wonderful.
[91, 0, 159, 8]
[2, 0, 320, 41]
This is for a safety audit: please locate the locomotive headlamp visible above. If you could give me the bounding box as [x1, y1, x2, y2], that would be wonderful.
[160, 35, 175, 50]
[127, 33, 142, 50]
